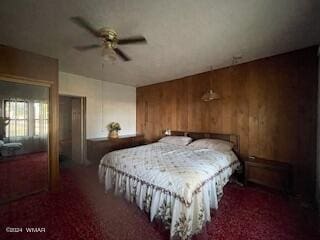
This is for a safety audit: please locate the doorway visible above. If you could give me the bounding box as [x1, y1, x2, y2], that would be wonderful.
[59, 95, 86, 168]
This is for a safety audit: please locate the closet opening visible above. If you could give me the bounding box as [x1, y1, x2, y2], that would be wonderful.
[59, 95, 87, 168]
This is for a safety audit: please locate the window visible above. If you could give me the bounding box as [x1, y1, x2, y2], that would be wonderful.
[3, 100, 48, 138]
[34, 102, 48, 136]
[5, 100, 29, 137]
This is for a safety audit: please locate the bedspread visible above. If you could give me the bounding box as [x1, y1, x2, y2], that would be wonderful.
[99, 142, 240, 239]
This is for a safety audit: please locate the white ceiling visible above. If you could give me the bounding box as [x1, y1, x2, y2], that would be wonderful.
[0, 0, 319, 87]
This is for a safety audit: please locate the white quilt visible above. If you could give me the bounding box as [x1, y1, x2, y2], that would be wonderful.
[99, 142, 240, 239]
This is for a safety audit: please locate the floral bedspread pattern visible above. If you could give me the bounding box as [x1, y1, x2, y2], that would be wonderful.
[99, 142, 240, 239]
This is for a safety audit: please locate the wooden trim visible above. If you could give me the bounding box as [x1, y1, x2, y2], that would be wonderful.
[0, 74, 53, 87]
[49, 81, 59, 191]
[80, 97, 87, 164]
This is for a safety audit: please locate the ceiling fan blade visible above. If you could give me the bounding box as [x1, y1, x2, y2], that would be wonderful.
[70, 16, 101, 37]
[74, 44, 101, 51]
[114, 48, 131, 61]
[118, 36, 147, 45]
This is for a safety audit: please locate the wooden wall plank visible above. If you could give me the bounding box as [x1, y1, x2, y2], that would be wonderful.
[136, 46, 318, 201]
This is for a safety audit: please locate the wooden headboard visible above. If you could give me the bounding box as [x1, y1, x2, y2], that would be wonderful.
[170, 131, 240, 156]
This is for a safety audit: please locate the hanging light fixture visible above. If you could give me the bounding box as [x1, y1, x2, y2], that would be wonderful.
[201, 89, 220, 102]
[201, 65, 220, 102]
[102, 41, 117, 62]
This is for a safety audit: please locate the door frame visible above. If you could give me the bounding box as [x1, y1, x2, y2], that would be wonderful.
[59, 94, 87, 164]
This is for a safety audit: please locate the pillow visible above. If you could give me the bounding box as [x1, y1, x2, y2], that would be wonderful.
[158, 136, 192, 146]
[188, 139, 233, 151]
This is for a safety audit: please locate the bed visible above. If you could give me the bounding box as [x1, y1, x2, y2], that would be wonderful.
[99, 131, 241, 239]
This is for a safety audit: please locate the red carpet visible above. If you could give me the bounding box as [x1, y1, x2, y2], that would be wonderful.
[0, 152, 48, 203]
[0, 164, 319, 240]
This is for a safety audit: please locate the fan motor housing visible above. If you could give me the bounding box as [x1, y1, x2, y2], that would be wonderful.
[99, 28, 118, 45]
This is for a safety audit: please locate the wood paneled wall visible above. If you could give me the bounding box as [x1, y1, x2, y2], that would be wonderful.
[137, 46, 318, 200]
[0, 44, 59, 190]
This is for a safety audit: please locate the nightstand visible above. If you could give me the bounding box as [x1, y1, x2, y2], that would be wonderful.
[244, 157, 292, 194]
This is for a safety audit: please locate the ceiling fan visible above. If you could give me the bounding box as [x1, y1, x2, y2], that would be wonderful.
[71, 16, 147, 61]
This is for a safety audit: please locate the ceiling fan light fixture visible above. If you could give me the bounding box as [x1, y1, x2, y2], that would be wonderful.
[102, 47, 117, 62]
[71, 16, 147, 61]
[201, 89, 220, 102]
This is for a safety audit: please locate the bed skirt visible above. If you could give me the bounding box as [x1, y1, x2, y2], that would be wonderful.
[99, 163, 237, 239]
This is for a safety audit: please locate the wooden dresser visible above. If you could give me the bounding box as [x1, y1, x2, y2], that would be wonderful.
[87, 134, 144, 163]
[244, 157, 292, 194]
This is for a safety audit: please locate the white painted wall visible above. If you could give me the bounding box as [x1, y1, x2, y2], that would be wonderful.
[59, 72, 136, 139]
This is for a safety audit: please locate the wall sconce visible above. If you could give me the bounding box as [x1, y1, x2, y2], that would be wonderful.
[201, 89, 220, 102]
[164, 129, 171, 136]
